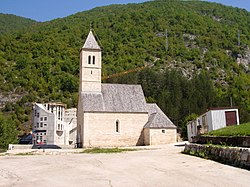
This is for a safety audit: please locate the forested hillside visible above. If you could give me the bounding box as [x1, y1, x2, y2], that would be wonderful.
[0, 0, 249, 143]
[0, 13, 36, 34]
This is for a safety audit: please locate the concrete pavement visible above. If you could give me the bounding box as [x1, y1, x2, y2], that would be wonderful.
[0, 144, 249, 187]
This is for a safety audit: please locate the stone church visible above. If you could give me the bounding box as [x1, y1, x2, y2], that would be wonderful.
[77, 30, 177, 148]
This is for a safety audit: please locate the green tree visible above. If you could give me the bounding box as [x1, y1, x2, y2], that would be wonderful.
[0, 113, 18, 150]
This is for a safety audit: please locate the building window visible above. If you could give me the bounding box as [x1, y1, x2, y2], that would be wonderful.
[37, 112, 39, 118]
[37, 122, 39, 128]
[88, 55, 91, 64]
[115, 120, 120, 133]
[44, 117, 47, 121]
[93, 56, 95, 64]
[34, 110, 37, 117]
[162, 129, 166, 133]
[40, 117, 43, 121]
[40, 122, 43, 128]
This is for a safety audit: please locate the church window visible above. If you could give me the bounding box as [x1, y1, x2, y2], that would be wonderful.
[88, 55, 91, 64]
[162, 129, 166, 133]
[93, 56, 95, 65]
[91, 70, 93, 74]
[115, 120, 120, 133]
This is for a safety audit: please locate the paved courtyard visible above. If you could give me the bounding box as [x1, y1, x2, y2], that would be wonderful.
[0, 144, 249, 187]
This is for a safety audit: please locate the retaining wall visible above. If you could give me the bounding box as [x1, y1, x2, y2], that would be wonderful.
[192, 136, 250, 147]
[184, 143, 250, 170]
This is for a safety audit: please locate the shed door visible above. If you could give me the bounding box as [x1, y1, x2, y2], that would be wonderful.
[225, 111, 237, 126]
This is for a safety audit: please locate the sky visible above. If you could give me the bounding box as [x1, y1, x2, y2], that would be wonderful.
[0, 0, 249, 22]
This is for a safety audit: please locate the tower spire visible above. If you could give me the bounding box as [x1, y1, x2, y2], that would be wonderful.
[82, 30, 101, 50]
[79, 30, 102, 93]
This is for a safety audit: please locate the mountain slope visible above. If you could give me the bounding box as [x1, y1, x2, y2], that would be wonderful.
[0, 0, 249, 134]
[0, 13, 37, 34]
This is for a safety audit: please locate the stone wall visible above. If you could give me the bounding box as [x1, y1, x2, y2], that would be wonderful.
[83, 112, 148, 147]
[8, 144, 33, 150]
[144, 128, 176, 145]
[192, 136, 250, 148]
[8, 144, 74, 150]
[184, 143, 250, 170]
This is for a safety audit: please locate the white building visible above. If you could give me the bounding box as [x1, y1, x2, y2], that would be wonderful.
[77, 30, 177, 148]
[32, 103, 77, 146]
[64, 108, 77, 145]
[187, 107, 240, 142]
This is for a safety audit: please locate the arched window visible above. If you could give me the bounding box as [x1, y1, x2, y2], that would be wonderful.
[115, 120, 120, 133]
[93, 56, 95, 65]
[88, 55, 91, 64]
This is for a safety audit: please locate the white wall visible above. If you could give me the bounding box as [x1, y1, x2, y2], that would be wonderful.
[33, 105, 55, 145]
[81, 112, 148, 147]
[32, 103, 68, 146]
[80, 50, 102, 93]
[210, 109, 239, 131]
[65, 108, 77, 145]
[187, 109, 240, 140]
[144, 128, 176, 145]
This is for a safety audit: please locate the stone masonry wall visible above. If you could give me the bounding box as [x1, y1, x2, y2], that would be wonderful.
[83, 112, 148, 147]
[184, 143, 250, 170]
[192, 136, 250, 148]
[144, 128, 176, 145]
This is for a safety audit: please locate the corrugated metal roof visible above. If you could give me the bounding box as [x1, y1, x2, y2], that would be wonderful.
[81, 84, 147, 113]
[82, 30, 101, 50]
[144, 103, 176, 129]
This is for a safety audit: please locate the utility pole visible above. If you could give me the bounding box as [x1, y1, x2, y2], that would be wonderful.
[230, 97, 233, 107]
[156, 29, 168, 51]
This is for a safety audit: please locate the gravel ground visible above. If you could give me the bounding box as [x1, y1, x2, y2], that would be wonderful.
[0, 143, 249, 187]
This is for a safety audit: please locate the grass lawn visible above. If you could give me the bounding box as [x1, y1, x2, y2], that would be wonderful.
[206, 122, 250, 136]
[81, 147, 137, 154]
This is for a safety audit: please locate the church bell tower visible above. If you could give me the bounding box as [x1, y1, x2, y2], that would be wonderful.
[79, 30, 102, 93]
